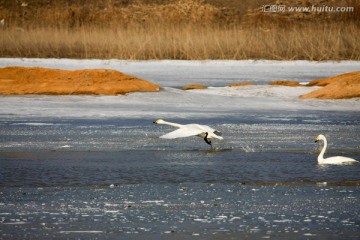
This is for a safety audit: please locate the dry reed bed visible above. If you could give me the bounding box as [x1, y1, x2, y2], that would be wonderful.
[0, 0, 225, 29]
[0, 0, 359, 60]
[1, 23, 359, 60]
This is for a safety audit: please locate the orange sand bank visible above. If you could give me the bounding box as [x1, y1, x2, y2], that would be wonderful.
[0, 67, 160, 95]
[300, 71, 360, 99]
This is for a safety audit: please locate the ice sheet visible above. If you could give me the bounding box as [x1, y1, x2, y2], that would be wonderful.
[0, 59, 359, 119]
[1, 58, 360, 87]
[0, 85, 358, 120]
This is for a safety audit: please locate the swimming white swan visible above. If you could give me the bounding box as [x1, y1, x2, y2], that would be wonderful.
[315, 134, 358, 165]
[154, 119, 223, 148]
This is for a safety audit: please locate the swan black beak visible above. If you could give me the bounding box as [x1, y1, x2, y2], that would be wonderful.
[315, 139, 319, 143]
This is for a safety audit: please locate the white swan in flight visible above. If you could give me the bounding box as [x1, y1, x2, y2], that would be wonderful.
[154, 119, 223, 148]
[315, 134, 358, 165]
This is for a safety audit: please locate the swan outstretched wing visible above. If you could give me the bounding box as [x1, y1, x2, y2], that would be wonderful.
[160, 129, 204, 139]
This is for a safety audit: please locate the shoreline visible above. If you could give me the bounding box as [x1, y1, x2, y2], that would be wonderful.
[1, 59, 359, 99]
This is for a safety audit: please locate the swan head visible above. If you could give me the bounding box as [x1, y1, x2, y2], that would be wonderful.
[315, 134, 326, 143]
[153, 119, 165, 124]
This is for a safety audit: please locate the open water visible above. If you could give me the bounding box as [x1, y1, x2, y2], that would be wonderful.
[1, 114, 359, 239]
[0, 60, 359, 239]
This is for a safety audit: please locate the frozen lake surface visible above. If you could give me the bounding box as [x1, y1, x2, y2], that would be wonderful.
[1, 58, 360, 87]
[0, 59, 359, 239]
[1, 184, 359, 239]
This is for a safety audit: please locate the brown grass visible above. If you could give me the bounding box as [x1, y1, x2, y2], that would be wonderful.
[0, 66, 160, 95]
[0, 0, 359, 60]
[300, 71, 360, 99]
[306, 71, 360, 86]
[228, 82, 256, 87]
[1, 22, 359, 60]
[268, 80, 301, 87]
[181, 84, 207, 90]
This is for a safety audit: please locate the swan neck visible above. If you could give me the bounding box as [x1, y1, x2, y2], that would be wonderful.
[160, 121, 183, 128]
[318, 138, 327, 162]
